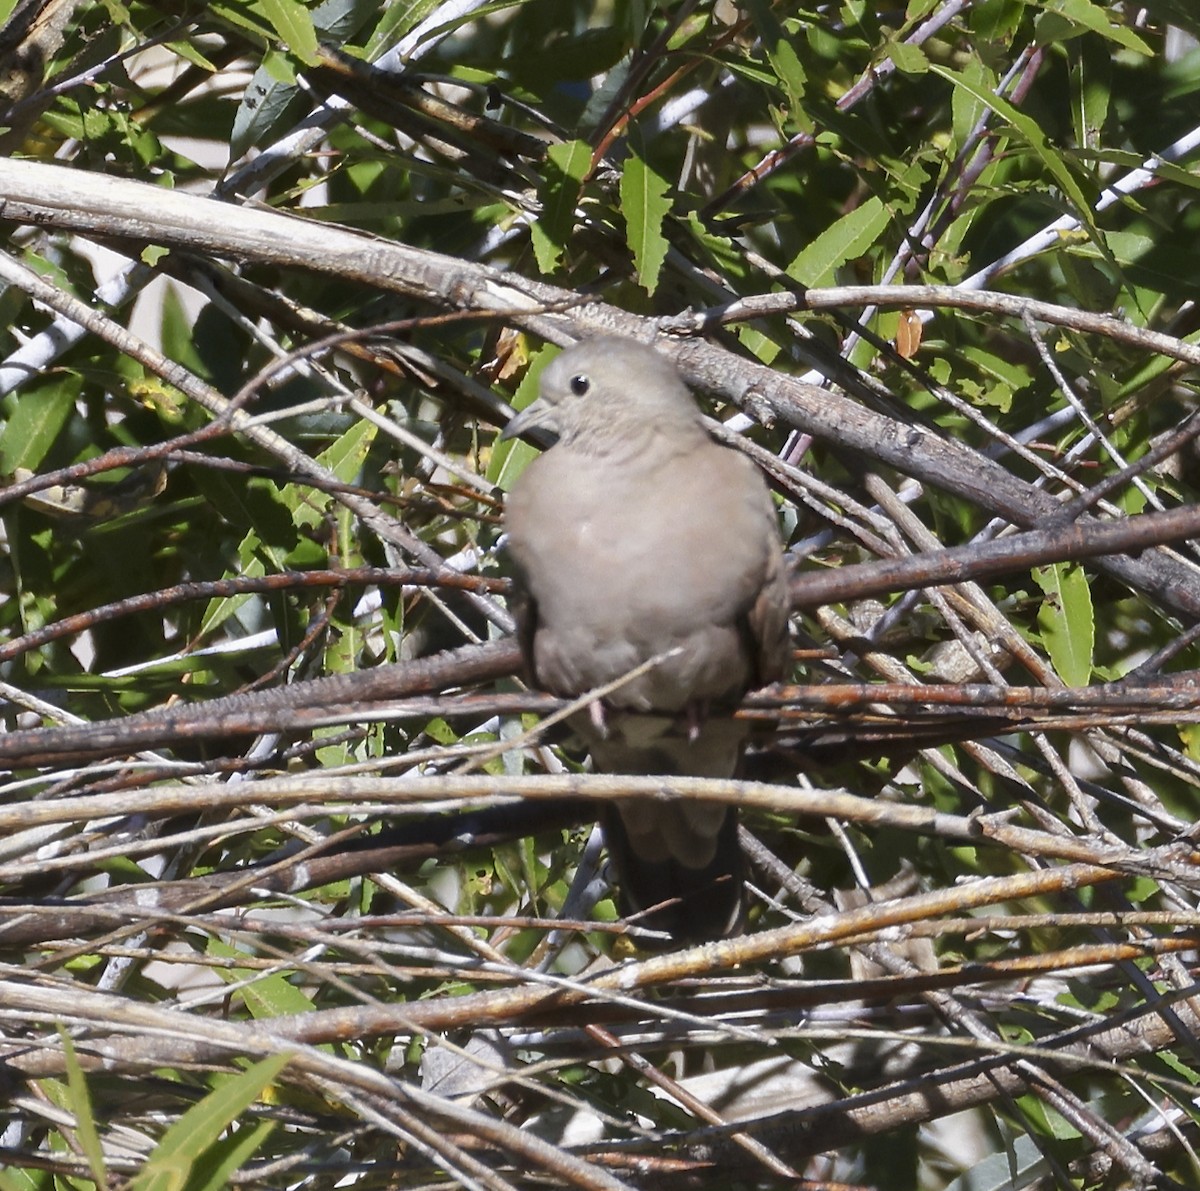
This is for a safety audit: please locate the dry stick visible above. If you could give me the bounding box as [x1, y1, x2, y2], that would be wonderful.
[0, 419, 232, 509]
[697, 0, 971, 218]
[338, 1093, 523, 1191]
[677, 337, 1200, 631]
[0, 735, 1188, 950]
[585, 1022, 801, 1183]
[0, 981, 629, 1191]
[0, 204, 1180, 1181]
[0, 638, 523, 768]
[787, 498, 1200, 610]
[3, 159, 1200, 626]
[5, 946, 1196, 1179]
[0, 568, 508, 665]
[12, 663, 1200, 776]
[0, 862, 1149, 1078]
[308, 48, 549, 163]
[757, 680, 1200, 713]
[1054, 405, 1200, 527]
[855, 913, 1161, 1187]
[0, 247, 512, 635]
[575, 943, 1200, 1178]
[0, 771, 1185, 954]
[0, 772, 1156, 867]
[723, 991, 1200, 1175]
[765, 283, 1200, 368]
[0, 799, 592, 948]
[19, 909, 1200, 1031]
[821, 454, 1150, 1179]
[7, 494, 1200, 769]
[587, 0, 705, 168]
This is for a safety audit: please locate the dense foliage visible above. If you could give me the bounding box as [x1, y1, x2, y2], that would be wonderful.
[4, 1, 1200, 1187]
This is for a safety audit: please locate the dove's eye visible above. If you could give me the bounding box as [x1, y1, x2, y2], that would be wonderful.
[568, 374, 591, 397]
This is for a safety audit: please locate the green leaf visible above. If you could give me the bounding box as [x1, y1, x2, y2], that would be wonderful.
[259, 0, 319, 64]
[620, 156, 671, 295]
[507, 27, 628, 88]
[0, 373, 81, 473]
[489, 348, 558, 490]
[682, 211, 753, 283]
[530, 139, 591, 274]
[159, 284, 204, 379]
[207, 0, 275, 39]
[786, 196, 889, 286]
[1069, 31, 1111, 151]
[58, 1029, 107, 1187]
[209, 937, 319, 1017]
[931, 64, 1101, 243]
[744, 0, 806, 108]
[1035, 0, 1152, 56]
[319, 414, 377, 482]
[941, 1131, 1049, 1191]
[370, 0, 441, 53]
[311, 0, 380, 42]
[283, 415, 377, 532]
[186, 1120, 276, 1191]
[1155, 1048, 1200, 1087]
[735, 325, 782, 365]
[886, 40, 929, 75]
[166, 38, 219, 71]
[1033, 562, 1094, 687]
[130, 1052, 292, 1191]
[231, 59, 305, 157]
[949, 58, 992, 149]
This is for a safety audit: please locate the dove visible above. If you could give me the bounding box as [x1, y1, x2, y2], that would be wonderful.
[501, 337, 790, 946]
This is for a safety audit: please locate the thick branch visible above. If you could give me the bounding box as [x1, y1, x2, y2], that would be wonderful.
[2, 158, 1200, 627]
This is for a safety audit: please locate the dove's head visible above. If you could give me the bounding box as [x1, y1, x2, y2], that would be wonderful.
[500, 337, 706, 451]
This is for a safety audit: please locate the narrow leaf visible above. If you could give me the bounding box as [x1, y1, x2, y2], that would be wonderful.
[231, 59, 303, 157]
[489, 349, 556, 490]
[370, 0, 440, 54]
[1033, 562, 1094, 687]
[786, 197, 889, 287]
[932, 64, 1099, 242]
[259, 0, 319, 64]
[887, 40, 929, 75]
[131, 1052, 293, 1191]
[530, 139, 591, 274]
[312, 0, 380, 41]
[188, 1121, 276, 1191]
[745, 0, 806, 108]
[58, 1029, 107, 1188]
[1036, 0, 1152, 56]
[620, 156, 671, 295]
[0, 374, 80, 473]
[211, 936, 320, 1017]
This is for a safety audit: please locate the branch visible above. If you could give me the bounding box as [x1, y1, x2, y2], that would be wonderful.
[3, 158, 1199, 625]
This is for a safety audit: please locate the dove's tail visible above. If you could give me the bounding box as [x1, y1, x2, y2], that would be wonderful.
[601, 804, 744, 949]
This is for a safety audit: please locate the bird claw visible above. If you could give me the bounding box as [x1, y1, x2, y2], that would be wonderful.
[589, 699, 610, 737]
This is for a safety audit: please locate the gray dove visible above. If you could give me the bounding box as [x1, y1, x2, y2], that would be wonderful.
[501, 337, 790, 946]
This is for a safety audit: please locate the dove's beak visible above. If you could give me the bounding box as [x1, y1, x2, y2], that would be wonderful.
[500, 397, 555, 441]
